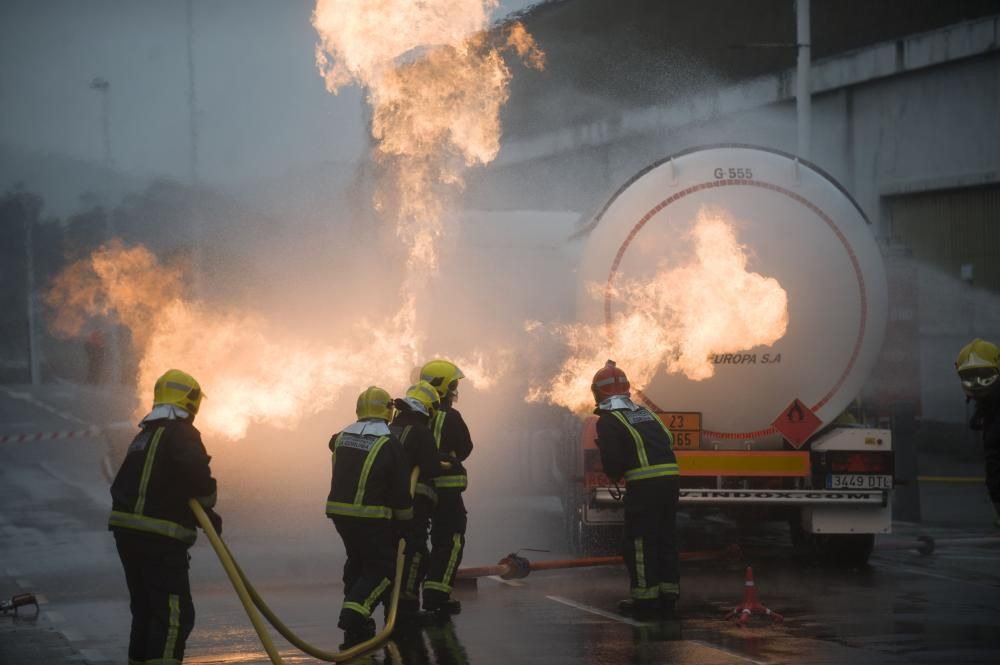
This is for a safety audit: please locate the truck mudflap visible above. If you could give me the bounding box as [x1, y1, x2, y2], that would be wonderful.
[591, 487, 889, 507]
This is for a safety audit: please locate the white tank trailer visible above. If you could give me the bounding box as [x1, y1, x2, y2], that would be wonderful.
[567, 145, 893, 565]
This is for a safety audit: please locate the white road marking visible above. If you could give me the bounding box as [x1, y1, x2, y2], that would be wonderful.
[0, 385, 91, 426]
[15, 578, 33, 589]
[545, 594, 645, 626]
[61, 629, 84, 642]
[546, 595, 765, 664]
[44, 610, 65, 623]
[488, 575, 524, 587]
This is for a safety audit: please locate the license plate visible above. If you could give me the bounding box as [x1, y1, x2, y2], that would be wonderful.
[827, 474, 892, 489]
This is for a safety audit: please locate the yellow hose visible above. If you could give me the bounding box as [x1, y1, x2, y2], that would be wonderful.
[189, 499, 285, 664]
[188, 467, 420, 663]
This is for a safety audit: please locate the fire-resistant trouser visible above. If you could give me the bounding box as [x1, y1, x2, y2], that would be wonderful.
[983, 429, 1000, 505]
[423, 490, 467, 608]
[114, 532, 195, 665]
[332, 516, 395, 631]
[399, 497, 434, 614]
[622, 475, 680, 613]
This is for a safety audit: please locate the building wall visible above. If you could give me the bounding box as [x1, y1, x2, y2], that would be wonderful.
[467, 19, 1000, 424]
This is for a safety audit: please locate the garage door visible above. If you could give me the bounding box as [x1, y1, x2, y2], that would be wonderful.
[886, 183, 1000, 292]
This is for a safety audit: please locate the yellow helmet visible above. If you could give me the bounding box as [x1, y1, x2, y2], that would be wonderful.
[153, 369, 204, 416]
[402, 380, 441, 417]
[356, 386, 394, 421]
[419, 359, 465, 399]
[956, 338, 1000, 397]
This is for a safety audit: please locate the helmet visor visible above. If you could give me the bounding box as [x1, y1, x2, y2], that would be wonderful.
[959, 367, 999, 396]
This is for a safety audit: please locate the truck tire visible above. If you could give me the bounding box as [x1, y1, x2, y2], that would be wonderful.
[815, 533, 874, 567]
[566, 501, 621, 556]
[571, 519, 620, 556]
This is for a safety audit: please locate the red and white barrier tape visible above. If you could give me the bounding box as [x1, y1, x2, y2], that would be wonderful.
[0, 428, 100, 444]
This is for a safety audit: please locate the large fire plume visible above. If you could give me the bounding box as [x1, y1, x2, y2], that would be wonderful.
[46, 242, 429, 440]
[42, 4, 543, 441]
[530, 207, 789, 412]
[312, 0, 544, 271]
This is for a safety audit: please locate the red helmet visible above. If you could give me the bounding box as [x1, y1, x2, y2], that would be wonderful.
[591, 360, 630, 400]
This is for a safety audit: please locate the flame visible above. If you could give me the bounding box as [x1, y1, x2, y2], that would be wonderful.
[44, 242, 503, 440]
[312, 0, 543, 271]
[43, 4, 541, 441]
[530, 207, 789, 412]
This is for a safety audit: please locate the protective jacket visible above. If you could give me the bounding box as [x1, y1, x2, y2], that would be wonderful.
[391, 410, 440, 508]
[595, 396, 680, 610]
[326, 420, 412, 521]
[430, 405, 473, 491]
[970, 396, 1000, 504]
[594, 396, 678, 485]
[109, 416, 217, 546]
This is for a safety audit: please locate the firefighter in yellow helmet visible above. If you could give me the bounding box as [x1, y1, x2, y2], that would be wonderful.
[419, 359, 474, 615]
[326, 386, 412, 647]
[389, 381, 442, 624]
[109, 369, 220, 665]
[956, 339, 1000, 527]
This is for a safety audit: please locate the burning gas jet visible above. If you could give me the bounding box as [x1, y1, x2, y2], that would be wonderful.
[312, 0, 543, 271]
[43, 3, 540, 441]
[529, 208, 789, 413]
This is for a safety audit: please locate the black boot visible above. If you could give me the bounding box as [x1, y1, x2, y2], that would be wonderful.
[658, 594, 678, 619]
[423, 597, 462, 616]
[618, 598, 658, 621]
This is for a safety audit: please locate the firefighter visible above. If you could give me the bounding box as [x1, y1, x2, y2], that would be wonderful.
[956, 338, 1000, 527]
[591, 360, 680, 620]
[326, 386, 413, 648]
[389, 380, 442, 623]
[109, 368, 221, 665]
[419, 359, 474, 615]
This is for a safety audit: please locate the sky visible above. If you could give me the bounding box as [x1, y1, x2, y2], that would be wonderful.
[0, 0, 542, 190]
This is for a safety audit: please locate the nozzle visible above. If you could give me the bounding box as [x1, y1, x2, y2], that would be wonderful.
[0, 592, 38, 615]
[497, 553, 531, 580]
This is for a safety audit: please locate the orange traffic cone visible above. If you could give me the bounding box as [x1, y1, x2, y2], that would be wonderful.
[724, 566, 783, 625]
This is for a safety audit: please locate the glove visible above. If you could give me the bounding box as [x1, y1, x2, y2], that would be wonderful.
[206, 509, 223, 536]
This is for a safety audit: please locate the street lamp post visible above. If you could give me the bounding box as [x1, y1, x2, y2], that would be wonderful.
[796, 0, 811, 160]
[89, 76, 121, 385]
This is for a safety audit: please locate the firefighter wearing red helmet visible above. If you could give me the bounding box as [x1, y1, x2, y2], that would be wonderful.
[591, 360, 680, 620]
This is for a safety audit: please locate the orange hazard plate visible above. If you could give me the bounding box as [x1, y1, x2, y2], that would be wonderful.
[658, 412, 701, 449]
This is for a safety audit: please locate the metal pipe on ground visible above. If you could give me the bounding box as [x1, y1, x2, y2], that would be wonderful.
[457, 545, 741, 581]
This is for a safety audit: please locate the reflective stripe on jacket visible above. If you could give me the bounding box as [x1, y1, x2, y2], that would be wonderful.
[390, 413, 440, 507]
[596, 406, 678, 483]
[430, 406, 473, 491]
[326, 425, 411, 520]
[108, 420, 216, 546]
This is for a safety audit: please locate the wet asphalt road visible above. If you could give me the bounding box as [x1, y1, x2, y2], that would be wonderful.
[2, 384, 1000, 665]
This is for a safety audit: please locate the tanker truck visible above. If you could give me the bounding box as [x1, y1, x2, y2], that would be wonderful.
[561, 145, 892, 566]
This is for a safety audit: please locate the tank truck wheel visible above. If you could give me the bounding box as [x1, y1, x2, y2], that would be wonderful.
[566, 501, 620, 556]
[816, 533, 874, 567]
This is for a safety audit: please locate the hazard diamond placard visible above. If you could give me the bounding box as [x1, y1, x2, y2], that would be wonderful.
[772, 399, 822, 449]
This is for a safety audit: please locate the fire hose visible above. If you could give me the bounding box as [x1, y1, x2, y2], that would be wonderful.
[457, 544, 742, 580]
[187, 467, 420, 664]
